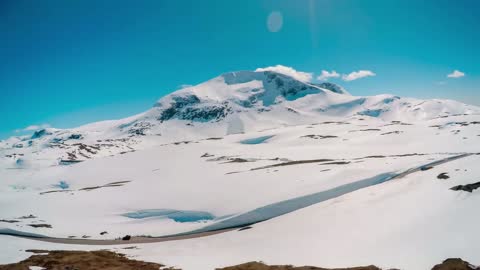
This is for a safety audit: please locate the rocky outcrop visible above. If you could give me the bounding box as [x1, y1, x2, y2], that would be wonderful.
[217, 261, 381, 270]
[431, 258, 479, 270]
[450, 181, 480, 192]
[31, 129, 52, 139]
[0, 250, 170, 270]
[158, 102, 232, 122]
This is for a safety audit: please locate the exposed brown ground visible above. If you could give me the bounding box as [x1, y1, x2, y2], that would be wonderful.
[0, 250, 173, 270]
[0, 250, 477, 270]
[216, 262, 381, 270]
[431, 258, 479, 270]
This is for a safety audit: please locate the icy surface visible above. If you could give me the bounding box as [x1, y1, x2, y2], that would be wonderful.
[239, 135, 275, 144]
[123, 209, 215, 223]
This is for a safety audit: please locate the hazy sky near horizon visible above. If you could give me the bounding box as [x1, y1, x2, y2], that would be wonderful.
[1, 0, 479, 139]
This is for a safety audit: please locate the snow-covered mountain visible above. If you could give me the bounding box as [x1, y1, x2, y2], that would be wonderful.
[1, 70, 478, 167]
[1, 69, 480, 270]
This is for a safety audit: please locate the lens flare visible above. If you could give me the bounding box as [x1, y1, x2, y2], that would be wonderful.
[267, 11, 283, 32]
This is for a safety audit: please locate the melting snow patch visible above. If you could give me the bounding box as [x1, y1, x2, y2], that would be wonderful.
[52, 181, 69, 190]
[123, 209, 215, 223]
[358, 109, 384, 117]
[15, 158, 24, 166]
[240, 135, 275, 144]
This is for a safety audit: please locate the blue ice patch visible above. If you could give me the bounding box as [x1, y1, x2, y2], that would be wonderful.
[123, 209, 215, 223]
[357, 109, 384, 117]
[239, 135, 274, 144]
[53, 181, 70, 189]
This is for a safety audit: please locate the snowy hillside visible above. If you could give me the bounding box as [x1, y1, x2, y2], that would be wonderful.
[1, 69, 480, 270]
[0, 70, 477, 167]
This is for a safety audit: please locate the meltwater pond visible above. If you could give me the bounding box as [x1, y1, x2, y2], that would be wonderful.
[123, 209, 215, 223]
[239, 135, 275, 144]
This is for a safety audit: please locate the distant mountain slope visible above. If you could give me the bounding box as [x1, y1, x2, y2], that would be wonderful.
[1, 69, 479, 166]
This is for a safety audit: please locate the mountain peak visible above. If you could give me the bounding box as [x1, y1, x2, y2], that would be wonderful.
[155, 69, 348, 109]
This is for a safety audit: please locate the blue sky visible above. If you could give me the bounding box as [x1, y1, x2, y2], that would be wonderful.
[1, 0, 479, 139]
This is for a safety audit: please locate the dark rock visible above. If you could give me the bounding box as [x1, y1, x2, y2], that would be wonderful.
[59, 159, 83, 165]
[157, 94, 201, 121]
[25, 249, 50, 254]
[431, 258, 478, 270]
[67, 134, 83, 140]
[28, 224, 52, 228]
[217, 261, 382, 270]
[238, 226, 252, 231]
[13, 143, 24, 148]
[450, 181, 480, 193]
[158, 106, 177, 122]
[301, 134, 338, 139]
[380, 131, 403, 135]
[314, 82, 349, 95]
[128, 122, 152, 136]
[18, 214, 37, 219]
[251, 159, 335, 171]
[182, 105, 231, 122]
[0, 219, 19, 223]
[319, 161, 351, 165]
[31, 129, 51, 139]
[437, 173, 450, 179]
[226, 158, 249, 163]
[286, 107, 299, 114]
[173, 141, 191, 145]
[159, 101, 231, 122]
[361, 155, 386, 159]
[0, 250, 167, 270]
[122, 235, 132, 241]
[205, 137, 223, 140]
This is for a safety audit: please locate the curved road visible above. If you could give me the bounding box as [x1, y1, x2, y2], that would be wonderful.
[1, 153, 474, 246]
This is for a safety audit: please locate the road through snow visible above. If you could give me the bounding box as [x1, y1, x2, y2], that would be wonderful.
[0, 153, 474, 245]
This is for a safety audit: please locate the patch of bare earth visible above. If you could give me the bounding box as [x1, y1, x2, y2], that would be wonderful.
[216, 262, 381, 270]
[0, 250, 176, 270]
[431, 258, 479, 270]
[0, 251, 477, 270]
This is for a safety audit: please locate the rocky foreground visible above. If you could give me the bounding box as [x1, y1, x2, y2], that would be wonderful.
[0, 250, 477, 270]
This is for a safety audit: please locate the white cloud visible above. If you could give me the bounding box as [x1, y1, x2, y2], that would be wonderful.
[317, 70, 340, 81]
[255, 65, 313, 82]
[447, 70, 465, 78]
[342, 70, 376, 81]
[15, 124, 50, 133]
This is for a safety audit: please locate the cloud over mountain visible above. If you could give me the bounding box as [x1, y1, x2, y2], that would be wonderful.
[447, 70, 465, 78]
[342, 70, 376, 81]
[255, 65, 313, 82]
[317, 70, 340, 81]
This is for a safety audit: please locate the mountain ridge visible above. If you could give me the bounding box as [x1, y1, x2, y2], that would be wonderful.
[1, 68, 479, 166]
[4, 69, 479, 141]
